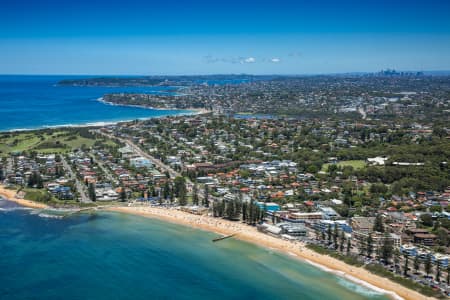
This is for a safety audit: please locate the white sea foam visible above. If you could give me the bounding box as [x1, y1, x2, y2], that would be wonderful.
[303, 259, 404, 300]
[38, 213, 64, 219]
[4, 100, 198, 132]
[0, 207, 33, 212]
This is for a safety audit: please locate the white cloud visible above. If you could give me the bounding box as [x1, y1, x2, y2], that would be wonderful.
[203, 55, 257, 64]
[243, 57, 256, 64]
[270, 58, 281, 63]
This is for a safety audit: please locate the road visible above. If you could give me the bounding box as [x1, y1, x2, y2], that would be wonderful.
[94, 130, 221, 204]
[95, 131, 191, 184]
[89, 153, 118, 186]
[61, 155, 91, 203]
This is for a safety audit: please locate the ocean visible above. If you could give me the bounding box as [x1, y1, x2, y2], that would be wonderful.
[0, 75, 189, 131]
[0, 199, 390, 300]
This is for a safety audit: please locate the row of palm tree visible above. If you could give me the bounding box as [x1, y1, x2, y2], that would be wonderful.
[317, 226, 450, 286]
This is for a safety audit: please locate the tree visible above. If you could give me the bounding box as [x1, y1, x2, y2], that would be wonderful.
[169, 186, 174, 203]
[367, 233, 373, 258]
[28, 171, 43, 188]
[163, 181, 170, 200]
[403, 254, 409, 276]
[333, 223, 339, 250]
[346, 238, 351, 255]
[380, 234, 393, 264]
[242, 202, 248, 221]
[373, 214, 384, 233]
[433, 126, 446, 138]
[421, 214, 433, 227]
[225, 200, 234, 219]
[370, 183, 388, 195]
[394, 250, 400, 274]
[173, 177, 187, 206]
[359, 237, 366, 256]
[447, 266, 450, 285]
[425, 255, 432, 276]
[178, 188, 187, 206]
[339, 230, 345, 252]
[173, 177, 186, 197]
[192, 183, 199, 205]
[413, 256, 420, 274]
[88, 183, 96, 202]
[436, 228, 449, 246]
[327, 224, 332, 245]
[203, 185, 209, 207]
[436, 263, 441, 282]
[120, 187, 127, 202]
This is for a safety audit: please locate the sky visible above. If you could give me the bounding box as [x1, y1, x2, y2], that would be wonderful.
[0, 0, 450, 75]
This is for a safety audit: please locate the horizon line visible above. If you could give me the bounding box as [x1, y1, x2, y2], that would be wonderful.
[1, 70, 450, 77]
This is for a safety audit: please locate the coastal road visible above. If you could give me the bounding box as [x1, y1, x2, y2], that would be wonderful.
[61, 155, 91, 203]
[95, 131, 191, 184]
[94, 130, 219, 204]
[89, 153, 118, 186]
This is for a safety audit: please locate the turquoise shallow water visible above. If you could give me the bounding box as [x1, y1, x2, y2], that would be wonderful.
[0, 199, 390, 300]
[0, 75, 189, 131]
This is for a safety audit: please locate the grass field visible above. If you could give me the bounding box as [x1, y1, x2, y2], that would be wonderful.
[321, 160, 366, 172]
[0, 129, 116, 156]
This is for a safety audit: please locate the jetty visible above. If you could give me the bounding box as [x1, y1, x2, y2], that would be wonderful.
[212, 233, 236, 242]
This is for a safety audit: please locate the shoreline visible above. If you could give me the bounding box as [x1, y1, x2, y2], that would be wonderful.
[97, 97, 211, 115]
[108, 206, 434, 300]
[1, 102, 210, 133]
[0, 190, 434, 300]
[0, 185, 49, 209]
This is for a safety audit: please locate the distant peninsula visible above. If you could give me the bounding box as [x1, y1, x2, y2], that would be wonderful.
[58, 74, 258, 87]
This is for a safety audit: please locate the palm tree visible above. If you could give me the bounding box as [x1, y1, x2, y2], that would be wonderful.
[380, 234, 393, 264]
[359, 237, 366, 256]
[339, 231, 345, 252]
[192, 183, 199, 205]
[327, 224, 332, 245]
[446, 266, 450, 285]
[333, 223, 338, 250]
[436, 263, 441, 282]
[367, 233, 373, 258]
[393, 250, 401, 274]
[413, 256, 420, 274]
[203, 184, 209, 207]
[425, 255, 432, 277]
[403, 254, 409, 276]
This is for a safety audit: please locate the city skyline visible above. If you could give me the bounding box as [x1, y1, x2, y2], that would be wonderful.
[1, 0, 450, 75]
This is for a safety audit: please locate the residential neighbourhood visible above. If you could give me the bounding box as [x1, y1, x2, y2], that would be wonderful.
[1, 74, 449, 297]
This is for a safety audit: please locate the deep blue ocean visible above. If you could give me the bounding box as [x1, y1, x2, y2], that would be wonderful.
[0, 75, 189, 131]
[0, 199, 390, 300]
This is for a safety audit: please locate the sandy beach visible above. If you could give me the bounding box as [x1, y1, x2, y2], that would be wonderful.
[0, 185, 49, 209]
[98, 97, 211, 116]
[109, 206, 435, 300]
[0, 187, 434, 300]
